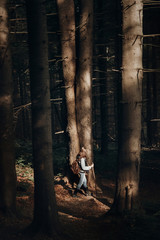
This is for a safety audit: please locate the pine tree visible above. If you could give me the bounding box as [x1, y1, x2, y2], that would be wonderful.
[56, 0, 80, 165]
[0, 0, 17, 214]
[76, 0, 95, 189]
[112, 0, 143, 213]
[26, 0, 59, 235]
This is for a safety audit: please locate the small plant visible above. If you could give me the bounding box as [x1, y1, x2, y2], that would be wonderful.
[15, 139, 33, 166]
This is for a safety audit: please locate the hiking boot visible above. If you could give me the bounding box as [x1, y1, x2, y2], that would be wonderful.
[73, 188, 78, 198]
[73, 193, 78, 198]
[84, 187, 91, 196]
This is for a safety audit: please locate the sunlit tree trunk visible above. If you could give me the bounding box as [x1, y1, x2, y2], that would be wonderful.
[26, 0, 59, 235]
[76, 0, 95, 189]
[56, 0, 80, 164]
[113, 0, 143, 213]
[0, 0, 17, 214]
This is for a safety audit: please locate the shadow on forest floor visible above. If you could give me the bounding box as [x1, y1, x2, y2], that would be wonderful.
[0, 149, 160, 240]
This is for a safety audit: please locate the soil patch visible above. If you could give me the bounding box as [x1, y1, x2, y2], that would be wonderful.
[0, 151, 160, 240]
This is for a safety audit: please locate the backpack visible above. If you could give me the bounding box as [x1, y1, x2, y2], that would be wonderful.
[71, 159, 81, 175]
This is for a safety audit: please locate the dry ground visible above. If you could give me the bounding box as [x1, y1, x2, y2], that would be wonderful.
[0, 151, 160, 240]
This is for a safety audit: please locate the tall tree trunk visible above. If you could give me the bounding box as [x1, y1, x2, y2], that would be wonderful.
[76, 0, 95, 189]
[26, 0, 59, 235]
[96, 0, 108, 154]
[112, 0, 143, 213]
[0, 0, 17, 214]
[56, 0, 80, 164]
[146, 41, 152, 146]
[151, 38, 158, 146]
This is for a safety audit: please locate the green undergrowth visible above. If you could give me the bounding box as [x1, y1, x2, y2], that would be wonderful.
[16, 139, 33, 165]
[14, 140, 160, 240]
[15, 139, 118, 176]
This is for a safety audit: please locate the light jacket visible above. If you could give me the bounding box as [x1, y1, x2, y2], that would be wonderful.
[79, 157, 92, 173]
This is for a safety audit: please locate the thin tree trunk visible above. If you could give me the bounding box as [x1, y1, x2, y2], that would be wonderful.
[26, 0, 59, 235]
[152, 39, 158, 145]
[146, 40, 152, 146]
[56, 0, 80, 164]
[112, 0, 143, 213]
[76, 0, 95, 189]
[96, 0, 108, 154]
[0, 0, 17, 214]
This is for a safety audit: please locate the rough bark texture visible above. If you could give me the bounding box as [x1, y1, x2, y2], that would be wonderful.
[56, 0, 80, 164]
[76, 0, 95, 189]
[26, 0, 59, 235]
[0, 0, 17, 214]
[146, 41, 152, 146]
[113, 0, 143, 213]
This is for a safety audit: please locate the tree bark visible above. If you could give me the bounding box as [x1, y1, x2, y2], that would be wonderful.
[146, 41, 152, 146]
[113, 0, 143, 213]
[76, 0, 95, 189]
[26, 0, 59, 235]
[0, 0, 17, 214]
[56, 0, 80, 164]
[96, 0, 108, 154]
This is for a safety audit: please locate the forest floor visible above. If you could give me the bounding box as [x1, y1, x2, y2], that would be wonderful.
[0, 149, 160, 240]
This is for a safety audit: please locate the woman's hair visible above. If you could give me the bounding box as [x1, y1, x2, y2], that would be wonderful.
[76, 153, 80, 160]
[79, 148, 86, 157]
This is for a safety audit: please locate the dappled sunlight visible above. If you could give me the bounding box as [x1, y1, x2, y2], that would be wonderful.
[57, 0, 65, 5]
[0, 0, 160, 239]
[63, 48, 75, 62]
[83, 71, 91, 87]
[0, 95, 12, 105]
[55, 181, 110, 219]
[0, 7, 8, 57]
[0, 31, 7, 43]
[1, 150, 160, 240]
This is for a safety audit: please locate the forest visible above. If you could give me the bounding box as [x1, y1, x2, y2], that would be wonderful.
[0, 0, 160, 239]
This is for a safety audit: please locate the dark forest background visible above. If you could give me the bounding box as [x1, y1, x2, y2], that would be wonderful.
[10, 0, 160, 154]
[0, 0, 160, 239]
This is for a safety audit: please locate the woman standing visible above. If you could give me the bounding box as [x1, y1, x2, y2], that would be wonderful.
[73, 147, 94, 197]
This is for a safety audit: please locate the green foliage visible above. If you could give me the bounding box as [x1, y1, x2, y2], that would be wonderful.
[16, 140, 68, 174]
[15, 139, 33, 167]
[15, 139, 118, 176]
